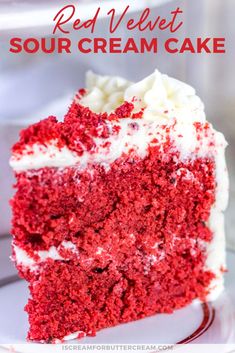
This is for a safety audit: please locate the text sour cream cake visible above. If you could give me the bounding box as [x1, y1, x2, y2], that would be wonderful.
[10, 69, 229, 343]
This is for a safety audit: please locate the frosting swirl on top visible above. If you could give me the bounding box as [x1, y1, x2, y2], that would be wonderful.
[79, 69, 206, 123]
[80, 71, 132, 114]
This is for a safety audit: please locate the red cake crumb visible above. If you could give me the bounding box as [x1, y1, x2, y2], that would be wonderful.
[75, 88, 87, 100]
[114, 102, 135, 118]
[12, 101, 145, 157]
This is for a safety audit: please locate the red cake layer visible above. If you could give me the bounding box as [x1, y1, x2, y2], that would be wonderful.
[12, 144, 216, 342]
[26, 259, 213, 342]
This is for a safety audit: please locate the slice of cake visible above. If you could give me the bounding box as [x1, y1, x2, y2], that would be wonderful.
[10, 69, 229, 343]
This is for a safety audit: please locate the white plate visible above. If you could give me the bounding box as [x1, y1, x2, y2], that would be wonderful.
[0, 252, 234, 351]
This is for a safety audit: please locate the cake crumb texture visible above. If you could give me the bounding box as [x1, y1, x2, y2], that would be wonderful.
[12, 146, 215, 342]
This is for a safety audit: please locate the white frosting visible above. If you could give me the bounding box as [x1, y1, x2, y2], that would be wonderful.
[13, 241, 79, 270]
[10, 143, 80, 171]
[206, 209, 226, 300]
[38, 246, 64, 261]
[80, 71, 132, 114]
[213, 132, 229, 212]
[10, 120, 223, 172]
[61, 241, 78, 253]
[63, 331, 85, 341]
[13, 246, 36, 268]
[9, 69, 209, 172]
[205, 132, 229, 300]
[54, 331, 86, 343]
[80, 70, 206, 122]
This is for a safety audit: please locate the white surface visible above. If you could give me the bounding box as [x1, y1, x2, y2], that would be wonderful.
[0, 251, 234, 348]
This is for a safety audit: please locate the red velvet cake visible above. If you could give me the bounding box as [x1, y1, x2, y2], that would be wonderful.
[10, 70, 229, 343]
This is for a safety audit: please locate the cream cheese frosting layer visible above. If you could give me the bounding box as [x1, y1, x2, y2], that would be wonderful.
[80, 70, 206, 122]
[10, 69, 214, 172]
[10, 120, 226, 172]
[13, 241, 79, 271]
